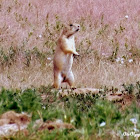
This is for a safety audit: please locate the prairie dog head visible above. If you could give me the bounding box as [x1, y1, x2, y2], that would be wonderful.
[62, 23, 80, 38]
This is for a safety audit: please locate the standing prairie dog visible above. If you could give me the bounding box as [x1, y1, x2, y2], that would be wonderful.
[53, 23, 80, 89]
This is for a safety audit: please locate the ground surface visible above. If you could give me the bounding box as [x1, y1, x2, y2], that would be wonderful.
[0, 86, 140, 140]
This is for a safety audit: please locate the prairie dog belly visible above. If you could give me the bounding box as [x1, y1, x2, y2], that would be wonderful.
[53, 49, 73, 71]
[65, 36, 76, 51]
[62, 54, 73, 74]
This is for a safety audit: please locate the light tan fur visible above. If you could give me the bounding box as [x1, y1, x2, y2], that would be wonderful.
[53, 23, 80, 89]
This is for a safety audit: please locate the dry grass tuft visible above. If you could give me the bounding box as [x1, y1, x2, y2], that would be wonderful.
[0, 0, 140, 89]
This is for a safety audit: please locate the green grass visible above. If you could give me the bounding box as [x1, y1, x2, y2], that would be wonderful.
[0, 85, 140, 140]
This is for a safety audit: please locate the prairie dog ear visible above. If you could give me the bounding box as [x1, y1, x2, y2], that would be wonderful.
[63, 26, 67, 32]
[62, 26, 68, 34]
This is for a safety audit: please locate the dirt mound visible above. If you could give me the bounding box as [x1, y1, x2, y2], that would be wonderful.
[0, 111, 74, 137]
[38, 120, 75, 131]
[58, 88, 134, 109]
[58, 88, 102, 96]
[0, 111, 31, 137]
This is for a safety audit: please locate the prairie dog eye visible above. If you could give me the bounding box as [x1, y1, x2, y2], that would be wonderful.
[70, 24, 73, 26]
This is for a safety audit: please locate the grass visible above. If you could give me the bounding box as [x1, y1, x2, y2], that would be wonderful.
[0, 85, 140, 140]
[0, 0, 140, 89]
[0, 0, 140, 139]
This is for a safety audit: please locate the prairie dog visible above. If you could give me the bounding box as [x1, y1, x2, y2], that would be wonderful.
[53, 23, 80, 89]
